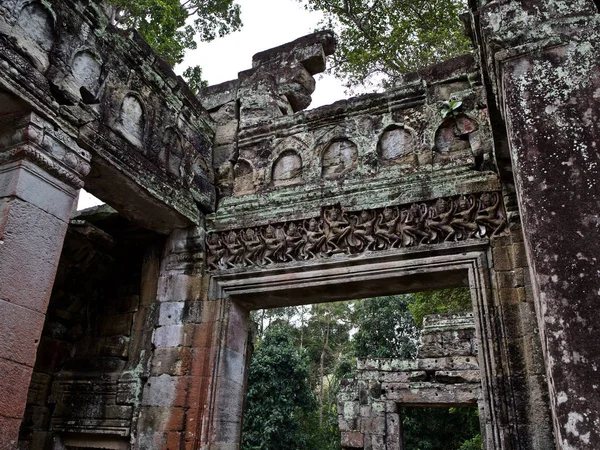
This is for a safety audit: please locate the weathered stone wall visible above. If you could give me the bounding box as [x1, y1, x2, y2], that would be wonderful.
[200, 35, 550, 450]
[0, 0, 215, 232]
[2, 1, 599, 449]
[470, 1, 600, 447]
[337, 313, 481, 449]
[18, 207, 163, 449]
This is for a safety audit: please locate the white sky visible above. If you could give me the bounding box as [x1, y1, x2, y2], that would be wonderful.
[78, 0, 347, 210]
[177, 0, 348, 109]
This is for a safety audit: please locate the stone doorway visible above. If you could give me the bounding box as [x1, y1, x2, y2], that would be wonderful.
[207, 243, 507, 449]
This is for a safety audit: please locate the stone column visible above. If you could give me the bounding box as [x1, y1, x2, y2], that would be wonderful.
[0, 111, 90, 448]
[475, 1, 600, 448]
[136, 227, 250, 450]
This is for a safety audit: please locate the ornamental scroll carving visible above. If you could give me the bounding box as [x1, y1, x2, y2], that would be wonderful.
[206, 192, 506, 271]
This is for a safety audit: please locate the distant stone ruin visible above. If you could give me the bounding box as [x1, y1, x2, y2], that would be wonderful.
[338, 313, 480, 449]
[1, 1, 600, 449]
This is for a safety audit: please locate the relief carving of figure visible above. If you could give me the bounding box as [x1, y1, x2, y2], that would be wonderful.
[323, 206, 351, 253]
[240, 228, 264, 266]
[284, 222, 304, 261]
[260, 225, 285, 264]
[426, 198, 455, 242]
[207, 233, 224, 270]
[476, 192, 505, 236]
[206, 192, 506, 271]
[396, 203, 429, 247]
[302, 218, 327, 259]
[375, 206, 400, 249]
[222, 230, 243, 268]
[450, 196, 479, 240]
[350, 210, 376, 251]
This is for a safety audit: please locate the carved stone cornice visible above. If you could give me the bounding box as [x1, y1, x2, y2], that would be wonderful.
[207, 191, 506, 272]
[0, 112, 91, 188]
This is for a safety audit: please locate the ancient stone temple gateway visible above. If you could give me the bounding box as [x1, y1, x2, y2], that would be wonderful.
[0, 1, 599, 449]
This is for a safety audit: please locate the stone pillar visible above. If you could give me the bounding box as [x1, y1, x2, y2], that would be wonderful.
[136, 226, 250, 450]
[0, 111, 90, 448]
[475, 1, 600, 448]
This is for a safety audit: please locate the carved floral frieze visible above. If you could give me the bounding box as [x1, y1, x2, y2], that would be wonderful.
[207, 192, 506, 271]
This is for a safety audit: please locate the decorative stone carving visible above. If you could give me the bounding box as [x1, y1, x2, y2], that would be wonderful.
[271, 149, 302, 186]
[71, 50, 102, 101]
[378, 126, 415, 163]
[207, 192, 506, 270]
[434, 115, 479, 164]
[234, 159, 254, 194]
[119, 95, 145, 146]
[321, 139, 358, 179]
[160, 127, 183, 177]
[14, 1, 53, 71]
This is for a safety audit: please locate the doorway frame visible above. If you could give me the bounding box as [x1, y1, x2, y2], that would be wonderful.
[205, 240, 515, 450]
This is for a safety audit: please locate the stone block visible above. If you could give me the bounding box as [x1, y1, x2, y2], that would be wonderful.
[137, 406, 185, 433]
[360, 416, 386, 435]
[0, 198, 68, 313]
[158, 301, 185, 326]
[341, 431, 364, 449]
[0, 299, 45, 366]
[0, 160, 78, 221]
[0, 358, 33, 419]
[166, 431, 182, 449]
[33, 338, 72, 373]
[26, 372, 52, 406]
[0, 414, 21, 450]
[142, 375, 184, 407]
[212, 419, 243, 444]
[225, 302, 249, 354]
[434, 370, 480, 383]
[492, 245, 513, 271]
[153, 325, 185, 348]
[214, 376, 245, 422]
[151, 347, 193, 376]
[157, 273, 203, 302]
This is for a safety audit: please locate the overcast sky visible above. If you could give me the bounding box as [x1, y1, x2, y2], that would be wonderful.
[178, 0, 347, 108]
[78, 0, 347, 210]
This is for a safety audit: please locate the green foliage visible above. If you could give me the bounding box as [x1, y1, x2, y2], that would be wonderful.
[459, 434, 483, 450]
[301, 0, 472, 89]
[408, 287, 472, 327]
[402, 407, 481, 450]
[182, 65, 208, 93]
[352, 295, 419, 359]
[241, 324, 316, 450]
[441, 99, 464, 118]
[105, 0, 242, 66]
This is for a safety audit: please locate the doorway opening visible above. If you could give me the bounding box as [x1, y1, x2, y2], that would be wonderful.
[399, 406, 481, 450]
[241, 287, 482, 450]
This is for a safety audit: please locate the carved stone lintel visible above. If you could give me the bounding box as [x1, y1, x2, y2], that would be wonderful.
[0, 112, 91, 188]
[164, 226, 206, 273]
[207, 192, 506, 271]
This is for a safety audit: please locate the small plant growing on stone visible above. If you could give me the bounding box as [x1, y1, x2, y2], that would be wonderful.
[441, 99, 463, 118]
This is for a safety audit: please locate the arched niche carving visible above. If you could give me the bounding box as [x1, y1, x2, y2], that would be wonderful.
[161, 128, 184, 177]
[321, 139, 358, 179]
[14, 1, 54, 71]
[272, 150, 302, 187]
[71, 50, 102, 102]
[434, 115, 480, 162]
[234, 159, 254, 195]
[119, 95, 145, 146]
[377, 126, 415, 163]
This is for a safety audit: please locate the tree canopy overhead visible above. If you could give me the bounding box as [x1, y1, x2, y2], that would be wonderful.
[104, 0, 472, 91]
[302, 0, 472, 89]
[105, 0, 242, 66]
